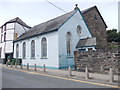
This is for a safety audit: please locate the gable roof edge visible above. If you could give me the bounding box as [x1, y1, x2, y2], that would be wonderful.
[0, 17, 31, 28]
[14, 29, 58, 42]
[78, 9, 94, 37]
[82, 6, 107, 28]
[58, 10, 77, 30]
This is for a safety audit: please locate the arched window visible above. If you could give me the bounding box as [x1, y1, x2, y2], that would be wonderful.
[31, 40, 35, 58]
[22, 42, 26, 59]
[16, 44, 19, 58]
[41, 37, 47, 58]
[77, 25, 82, 36]
[66, 32, 72, 55]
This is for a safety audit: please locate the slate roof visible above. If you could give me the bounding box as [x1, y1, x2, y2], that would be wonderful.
[1, 17, 31, 28]
[81, 6, 107, 28]
[15, 10, 77, 42]
[76, 37, 96, 48]
[14, 5, 107, 42]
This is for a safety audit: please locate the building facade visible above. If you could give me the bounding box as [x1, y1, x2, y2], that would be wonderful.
[0, 17, 31, 63]
[13, 7, 95, 69]
[82, 6, 108, 50]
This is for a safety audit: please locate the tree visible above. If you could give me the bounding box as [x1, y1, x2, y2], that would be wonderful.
[107, 29, 119, 43]
[117, 32, 120, 43]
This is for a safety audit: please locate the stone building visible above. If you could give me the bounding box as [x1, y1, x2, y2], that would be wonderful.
[82, 6, 108, 50]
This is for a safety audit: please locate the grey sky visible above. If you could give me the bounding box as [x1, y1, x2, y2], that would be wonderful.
[118, 1, 120, 32]
[0, 0, 119, 30]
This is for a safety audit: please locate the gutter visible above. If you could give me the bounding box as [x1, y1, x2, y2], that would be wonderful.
[13, 29, 58, 42]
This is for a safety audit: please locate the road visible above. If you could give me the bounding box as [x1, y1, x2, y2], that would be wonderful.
[2, 68, 116, 88]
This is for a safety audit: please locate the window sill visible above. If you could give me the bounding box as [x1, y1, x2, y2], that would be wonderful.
[30, 57, 36, 59]
[22, 58, 26, 59]
[41, 57, 48, 59]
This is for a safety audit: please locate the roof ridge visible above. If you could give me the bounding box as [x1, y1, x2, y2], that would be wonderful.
[15, 17, 19, 21]
[81, 5, 107, 28]
[1, 17, 31, 28]
[33, 10, 75, 28]
[81, 5, 96, 13]
[15, 17, 31, 28]
[14, 10, 77, 42]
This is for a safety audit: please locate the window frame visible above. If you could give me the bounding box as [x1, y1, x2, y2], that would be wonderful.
[41, 37, 47, 59]
[4, 32, 6, 42]
[22, 42, 26, 59]
[66, 32, 72, 55]
[1, 34, 3, 43]
[77, 25, 82, 36]
[16, 44, 19, 58]
[31, 40, 35, 58]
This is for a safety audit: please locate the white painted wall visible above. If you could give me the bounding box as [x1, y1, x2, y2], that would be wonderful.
[13, 10, 93, 69]
[6, 30, 14, 41]
[6, 23, 14, 30]
[0, 28, 1, 33]
[0, 43, 5, 59]
[0, 22, 30, 59]
[2, 26, 5, 33]
[14, 31, 59, 69]
[1, 34, 4, 43]
[5, 41, 13, 53]
[15, 23, 29, 38]
[0, 23, 15, 59]
[58, 10, 92, 68]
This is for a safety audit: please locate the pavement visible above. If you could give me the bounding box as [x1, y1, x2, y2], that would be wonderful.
[2, 68, 113, 88]
[1, 64, 120, 88]
[0, 60, 2, 64]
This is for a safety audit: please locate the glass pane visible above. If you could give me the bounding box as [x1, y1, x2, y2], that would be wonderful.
[31, 40, 35, 58]
[41, 38, 47, 58]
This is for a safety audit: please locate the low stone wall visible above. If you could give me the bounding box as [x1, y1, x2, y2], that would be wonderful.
[74, 50, 120, 74]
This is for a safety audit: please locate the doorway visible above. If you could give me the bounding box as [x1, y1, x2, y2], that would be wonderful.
[4, 53, 13, 64]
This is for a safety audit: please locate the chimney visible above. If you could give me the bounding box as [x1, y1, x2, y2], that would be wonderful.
[74, 4, 79, 10]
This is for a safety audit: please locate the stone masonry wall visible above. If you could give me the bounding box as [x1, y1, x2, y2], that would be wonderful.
[74, 50, 120, 74]
[82, 6, 107, 50]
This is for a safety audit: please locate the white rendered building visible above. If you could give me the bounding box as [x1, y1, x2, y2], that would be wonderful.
[13, 6, 96, 69]
[0, 17, 31, 63]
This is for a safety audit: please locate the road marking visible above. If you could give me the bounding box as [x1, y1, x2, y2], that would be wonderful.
[3, 66, 120, 88]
